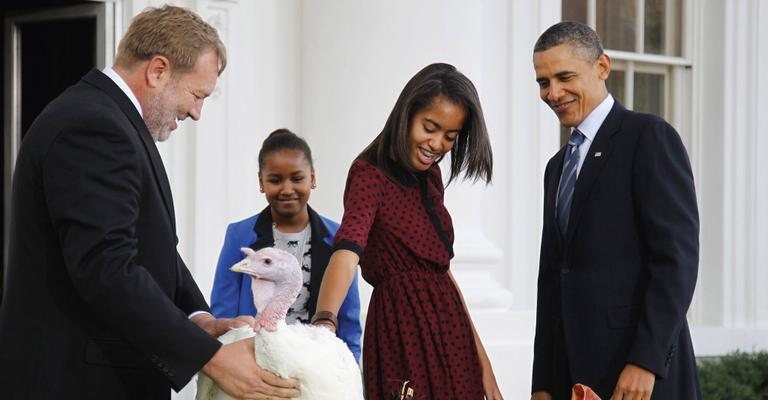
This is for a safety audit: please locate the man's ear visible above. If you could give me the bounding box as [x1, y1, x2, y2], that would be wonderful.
[145, 55, 172, 89]
[596, 53, 611, 81]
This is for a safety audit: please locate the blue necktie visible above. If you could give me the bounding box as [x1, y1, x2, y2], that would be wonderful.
[556, 129, 586, 235]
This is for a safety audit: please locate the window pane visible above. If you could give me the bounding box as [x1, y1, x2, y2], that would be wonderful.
[606, 69, 626, 106]
[634, 72, 665, 116]
[597, 0, 636, 52]
[644, 0, 665, 54]
[562, 0, 588, 23]
[644, 0, 682, 56]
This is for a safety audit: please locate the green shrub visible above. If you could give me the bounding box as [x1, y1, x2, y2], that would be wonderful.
[698, 351, 768, 400]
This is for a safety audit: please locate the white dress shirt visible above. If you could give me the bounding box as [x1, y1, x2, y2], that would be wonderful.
[101, 67, 143, 117]
[572, 94, 614, 176]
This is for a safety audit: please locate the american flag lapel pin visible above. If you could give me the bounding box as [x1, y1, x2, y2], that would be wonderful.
[594, 152, 602, 158]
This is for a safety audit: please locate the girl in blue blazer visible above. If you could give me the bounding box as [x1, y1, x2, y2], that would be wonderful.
[211, 129, 362, 361]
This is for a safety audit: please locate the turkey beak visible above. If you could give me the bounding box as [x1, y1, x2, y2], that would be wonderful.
[230, 259, 258, 278]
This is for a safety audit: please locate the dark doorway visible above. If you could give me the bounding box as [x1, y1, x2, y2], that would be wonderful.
[2, 0, 101, 303]
[19, 18, 96, 136]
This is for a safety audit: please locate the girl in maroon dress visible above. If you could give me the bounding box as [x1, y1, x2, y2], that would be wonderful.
[312, 63, 503, 400]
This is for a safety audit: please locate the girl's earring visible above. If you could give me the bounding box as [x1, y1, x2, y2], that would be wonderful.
[311, 183, 317, 189]
[259, 187, 264, 193]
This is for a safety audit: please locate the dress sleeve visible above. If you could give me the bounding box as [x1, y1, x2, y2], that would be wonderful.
[333, 159, 387, 257]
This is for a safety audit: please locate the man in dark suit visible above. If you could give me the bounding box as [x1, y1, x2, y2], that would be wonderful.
[530, 21, 702, 400]
[0, 5, 299, 399]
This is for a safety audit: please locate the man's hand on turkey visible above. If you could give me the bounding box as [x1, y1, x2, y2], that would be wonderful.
[192, 313, 256, 337]
[201, 337, 300, 400]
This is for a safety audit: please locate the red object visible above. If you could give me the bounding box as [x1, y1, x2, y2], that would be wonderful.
[572, 384, 601, 400]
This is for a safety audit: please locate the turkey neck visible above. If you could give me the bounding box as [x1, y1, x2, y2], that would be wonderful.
[251, 269, 302, 326]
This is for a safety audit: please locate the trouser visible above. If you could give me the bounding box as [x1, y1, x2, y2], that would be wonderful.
[551, 316, 574, 400]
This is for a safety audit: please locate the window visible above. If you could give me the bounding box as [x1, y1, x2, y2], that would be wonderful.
[562, 0, 690, 131]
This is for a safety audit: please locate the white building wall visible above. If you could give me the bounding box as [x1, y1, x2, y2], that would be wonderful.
[111, 1, 768, 399]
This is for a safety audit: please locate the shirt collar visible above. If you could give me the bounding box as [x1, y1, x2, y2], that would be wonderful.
[574, 94, 614, 142]
[102, 66, 143, 118]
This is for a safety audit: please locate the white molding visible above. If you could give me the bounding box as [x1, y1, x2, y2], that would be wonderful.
[692, 325, 768, 356]
[605, 49, 691, 66]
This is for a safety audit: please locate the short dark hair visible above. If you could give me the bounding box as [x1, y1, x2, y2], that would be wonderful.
[258, 129, 314, 172]
[359, 62, 492, 185]
[534, 21, 604, 62]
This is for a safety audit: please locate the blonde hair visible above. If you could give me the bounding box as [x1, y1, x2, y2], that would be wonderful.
[115, 5, 226, 75]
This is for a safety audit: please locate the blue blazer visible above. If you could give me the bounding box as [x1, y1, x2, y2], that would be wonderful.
[211, 205, 362, 361]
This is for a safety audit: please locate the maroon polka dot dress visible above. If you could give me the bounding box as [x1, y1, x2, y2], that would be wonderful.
[334, 159, 484, 400]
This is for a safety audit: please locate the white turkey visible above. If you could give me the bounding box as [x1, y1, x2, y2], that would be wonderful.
[196, 247, 364, 400]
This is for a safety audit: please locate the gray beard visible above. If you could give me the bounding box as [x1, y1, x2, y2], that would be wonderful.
[144, 83, 177, 142]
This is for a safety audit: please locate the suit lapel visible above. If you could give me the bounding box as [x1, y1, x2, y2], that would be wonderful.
[565, 102, 625, 244]
[82, 69, 177, 233]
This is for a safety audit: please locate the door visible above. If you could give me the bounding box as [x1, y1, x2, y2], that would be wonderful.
[2, 1, 110, 302]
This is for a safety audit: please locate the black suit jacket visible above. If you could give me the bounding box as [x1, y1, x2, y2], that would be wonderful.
[0, 69, 220, 399]
[532, 101, 702, 399]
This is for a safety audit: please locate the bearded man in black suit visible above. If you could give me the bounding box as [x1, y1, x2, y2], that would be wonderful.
[0, 5, 299, 399]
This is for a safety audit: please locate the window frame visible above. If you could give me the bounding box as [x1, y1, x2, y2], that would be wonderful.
[568, 0, 693, 148]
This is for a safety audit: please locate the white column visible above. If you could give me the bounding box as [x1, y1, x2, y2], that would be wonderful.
[719, 0, 768, 330]
[755, 0, 768, 330]
[689, 0, 726, 326]
[505, 0, 563, 310]
[721, 0, 755, 329]
[690, 0, 768, 355]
